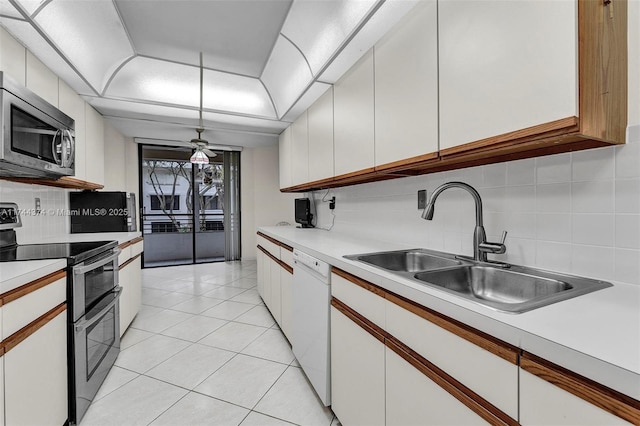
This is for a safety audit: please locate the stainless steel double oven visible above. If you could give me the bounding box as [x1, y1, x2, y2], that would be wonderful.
[68, 242, 122, 424]
[0, 204, 122, 424]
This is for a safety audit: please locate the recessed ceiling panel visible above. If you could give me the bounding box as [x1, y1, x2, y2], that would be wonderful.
[282, 0, 378, 76]
[203, 69, 276, 118]
[108, 116, 278, 148]
[261, 35, 313, 118]
[114, 0, 292, 77]
[86, 96, 285, 134]
[106, 56, 200, 107]
[34, 0, 134, 92]
[0, 0, 24, 19]
[1, 17, 95, 95]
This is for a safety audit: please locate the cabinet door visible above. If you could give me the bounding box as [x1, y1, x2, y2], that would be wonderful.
[4, 311, 68, 425]
[58, 80, 87, 180]
[331, 306, 385, 426]
[334, 48, 375, 177]
[307, 87, 334, 182]
[386, 347, 488, 426]
[257, 249, 265, 299]
[291, 111, 309, 186]
[0, 27, 26, 85]
[374, 0, 438, 167]
[262, 253, 272, 308]
[119, 262, 132, 337]
[279, 127, 293, 189]
[385, 299, 519, 419]
[25, 51, 58, 106]
[269, 258, 282, 325]
[85, 103, 105, 185]
[520, 363, 634, 425]
[129, 256, 142, 319]
[280, 267, 293, 340]
[438, 0, 577, 151]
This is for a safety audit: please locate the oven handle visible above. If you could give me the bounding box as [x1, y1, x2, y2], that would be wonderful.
[75, 286, 122, 333]
[73, 248, 121, 275]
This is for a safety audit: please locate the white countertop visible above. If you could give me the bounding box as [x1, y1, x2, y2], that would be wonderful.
[259, 226, 640, 400]
[0, 259, 67, 294]
[1, 232, 141, 293]
[38, 232, 142, 246]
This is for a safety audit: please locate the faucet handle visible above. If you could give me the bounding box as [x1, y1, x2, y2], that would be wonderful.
[479, 231, 508, 255]
[499, 230, 508, 244]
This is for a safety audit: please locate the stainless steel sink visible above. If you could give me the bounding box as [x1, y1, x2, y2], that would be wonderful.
[346, 249, 462, 272]
[344, 249, 612, 313]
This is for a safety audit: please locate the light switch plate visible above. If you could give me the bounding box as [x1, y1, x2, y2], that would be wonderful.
[418, 190, 427, 209]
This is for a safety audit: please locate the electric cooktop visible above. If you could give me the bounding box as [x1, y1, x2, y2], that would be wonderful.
[0, 240, 117, 264]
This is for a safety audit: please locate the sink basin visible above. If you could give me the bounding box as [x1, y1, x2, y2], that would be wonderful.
[414, 265, 610, 313]
[345, 249, 462, 272]
[344, 248, 612, 313]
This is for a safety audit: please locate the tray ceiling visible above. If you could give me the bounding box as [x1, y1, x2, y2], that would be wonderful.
[0, 0, 418, 148]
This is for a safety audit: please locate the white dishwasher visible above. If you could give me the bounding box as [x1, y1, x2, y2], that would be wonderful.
[292, 248, 331, 406]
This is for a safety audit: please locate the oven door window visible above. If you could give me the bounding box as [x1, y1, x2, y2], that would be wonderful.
[85, 297, 116, 381]
[84, 255, 117, 312]
[11, 106, 58, 164]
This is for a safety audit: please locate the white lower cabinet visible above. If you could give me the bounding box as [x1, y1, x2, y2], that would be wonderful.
[280, 268, 293, 339]
[519, 361, 635, 425]
[385, 347, 488, 426]
[330, 306, 385, 426]
[269, 259, 282, 324]
[4, 311, 68, 425]
[119, 255, 142, 337]
[119, 240, 143, 336]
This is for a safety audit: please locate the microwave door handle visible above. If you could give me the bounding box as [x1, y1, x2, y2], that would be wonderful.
[74, 286, 123, 333]
[51, 129, 60, 165]
[63, 129, 75, 168]
[73, 248, 121, 275]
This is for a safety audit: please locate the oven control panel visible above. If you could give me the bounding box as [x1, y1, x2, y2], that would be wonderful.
[0, 203, 21, 229]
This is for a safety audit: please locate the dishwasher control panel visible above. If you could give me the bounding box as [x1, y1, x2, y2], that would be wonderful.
[293, 249, 330, 279]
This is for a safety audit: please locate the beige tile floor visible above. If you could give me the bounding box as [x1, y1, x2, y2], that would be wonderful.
[80, 260, 338, 426]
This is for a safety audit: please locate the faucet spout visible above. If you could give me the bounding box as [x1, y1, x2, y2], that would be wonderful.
[422, 181, 505, 263]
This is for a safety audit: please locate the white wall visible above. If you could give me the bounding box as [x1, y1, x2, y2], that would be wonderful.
[241, 144, 297, 259]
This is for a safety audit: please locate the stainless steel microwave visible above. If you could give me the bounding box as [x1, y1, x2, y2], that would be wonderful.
[0, 72, 75, 178]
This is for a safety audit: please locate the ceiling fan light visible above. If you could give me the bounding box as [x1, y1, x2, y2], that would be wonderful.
[190, 149, 209, 164]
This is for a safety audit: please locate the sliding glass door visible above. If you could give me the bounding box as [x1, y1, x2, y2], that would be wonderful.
[139, 145, 240, 267]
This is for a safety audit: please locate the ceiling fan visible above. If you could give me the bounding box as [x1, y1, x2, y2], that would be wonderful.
[189, 52, 217, 164]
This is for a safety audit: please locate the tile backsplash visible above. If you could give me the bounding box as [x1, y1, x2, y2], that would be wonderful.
[311, 126, 640, 287]
[0, 180, 70, 243]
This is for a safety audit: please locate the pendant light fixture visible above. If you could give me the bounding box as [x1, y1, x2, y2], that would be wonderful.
[190, 52, 216, 164]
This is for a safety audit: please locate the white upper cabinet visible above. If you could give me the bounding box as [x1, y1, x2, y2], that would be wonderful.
[334, 48, 375, 177]
[438, 0, 577, 151]
[25, 51, 59, 107]
[58, 80, 86, 180]
[85, 103, 105, 185]
[291, 111, 309, 186]
[279, 126, 293, 189]
[374, 0, 438, 167]
[307, 87, 334, 182]
[0, 27, 26, 85]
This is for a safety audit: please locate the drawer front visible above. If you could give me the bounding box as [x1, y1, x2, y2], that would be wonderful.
[118, 245, 131, 266]
[280, 247, 293, 269]
[520, 368, 632, 425]
[3, 277, 66, 338]
[386, 300, 518, 419]
[331, 272, 385, 330]
[130, 240, 144, 257]
[257, 235, 281, 260]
